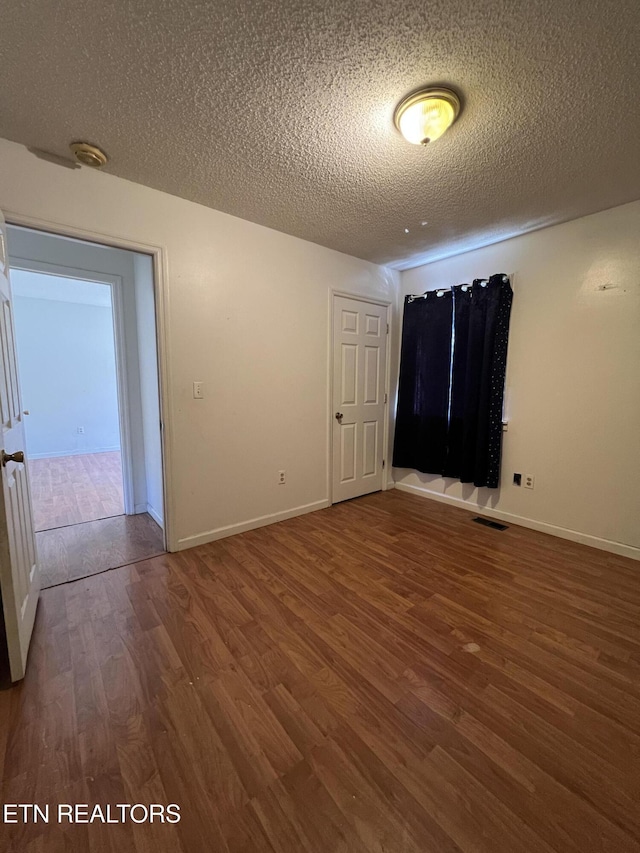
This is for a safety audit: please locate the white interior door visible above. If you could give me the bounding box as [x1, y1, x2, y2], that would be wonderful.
[0, 211, 40, 681]
[332, 294, 388, 503]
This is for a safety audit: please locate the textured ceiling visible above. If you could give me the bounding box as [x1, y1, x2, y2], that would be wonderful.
[1, 0, 639, 268]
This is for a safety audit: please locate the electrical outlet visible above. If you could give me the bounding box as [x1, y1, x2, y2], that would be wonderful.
[193, 381, 204, 399]
[278, 470, 286, 485]
[77, 426, 85, 434]
[524, 474, 535, 489]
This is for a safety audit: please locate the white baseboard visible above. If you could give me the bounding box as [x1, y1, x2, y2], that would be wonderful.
[176, 498, 330, 551]
[146, 504, 164, 529]
[28, 446, 121, 460]
[132, 502, 164, 529]
[393, 481, 640, 562]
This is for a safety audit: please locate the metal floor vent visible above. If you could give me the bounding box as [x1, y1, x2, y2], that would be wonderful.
[472, 517, 508, 531]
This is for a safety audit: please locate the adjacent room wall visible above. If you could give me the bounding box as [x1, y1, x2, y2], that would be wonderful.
[394, 201, 640, 559]
[12, 276, 120, 458]
[134, 253, 164, 528]
[0, 138, 399, 551]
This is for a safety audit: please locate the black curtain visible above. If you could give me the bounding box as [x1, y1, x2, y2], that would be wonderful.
[444, 274, 512, 487]
[393, 273, 513, 488]
[392, 291, 453, 474]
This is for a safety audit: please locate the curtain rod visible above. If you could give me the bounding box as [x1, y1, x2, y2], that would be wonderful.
[407, 282, 481, 302]
[407, 274, 510, 302]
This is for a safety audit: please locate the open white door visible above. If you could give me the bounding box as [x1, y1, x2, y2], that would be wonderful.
[0, 211, 40, 681]
[332, 294, 388, 503]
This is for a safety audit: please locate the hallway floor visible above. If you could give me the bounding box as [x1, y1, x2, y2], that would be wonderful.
[36, 512, 165, 588]
[28, 450, 124, 531]
[27, 450, 164, 589]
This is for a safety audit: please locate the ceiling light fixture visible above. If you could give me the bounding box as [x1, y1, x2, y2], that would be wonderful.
[394, 87, 461, 145]
[70, 142, 108, 168]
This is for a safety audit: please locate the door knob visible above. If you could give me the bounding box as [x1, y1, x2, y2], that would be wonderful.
[335, 412, 343, 423]
[2, 450, 24, 467]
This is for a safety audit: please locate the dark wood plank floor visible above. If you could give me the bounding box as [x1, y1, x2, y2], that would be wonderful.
[36, 512, 165, 588]
[2, 490, 640, 852]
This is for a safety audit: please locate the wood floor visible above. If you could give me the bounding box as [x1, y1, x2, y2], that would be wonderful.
[2, 490, 640, 852]
[28, 451, 124, 532]
[36, 512, 165, 588]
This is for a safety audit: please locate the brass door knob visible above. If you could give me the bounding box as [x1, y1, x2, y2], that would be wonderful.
[2, 450, 25, 467]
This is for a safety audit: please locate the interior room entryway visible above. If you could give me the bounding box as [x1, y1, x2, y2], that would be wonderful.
[5, 221, 166, 592]
[331, 293, 390, 503]
[11, 266, 126, 531]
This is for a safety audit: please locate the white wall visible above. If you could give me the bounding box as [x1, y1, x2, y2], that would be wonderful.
[395, 201, 640, 559]
[134, 253, 164, 528]
[12, 276, 120, 457]
[0, 138, 399, 551]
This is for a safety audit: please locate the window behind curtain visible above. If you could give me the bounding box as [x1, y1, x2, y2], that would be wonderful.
[392, 274, 513, 488]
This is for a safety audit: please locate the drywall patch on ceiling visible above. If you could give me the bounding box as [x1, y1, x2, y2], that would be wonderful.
[1, 0, 639, 266]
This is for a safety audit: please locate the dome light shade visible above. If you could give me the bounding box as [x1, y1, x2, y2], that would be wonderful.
[394, 88, 461, 145]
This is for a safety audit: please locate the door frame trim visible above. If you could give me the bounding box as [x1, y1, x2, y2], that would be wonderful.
[328, 290, 392, 506]
[9, 256, 137, 516]
[3, 211, 174, 550]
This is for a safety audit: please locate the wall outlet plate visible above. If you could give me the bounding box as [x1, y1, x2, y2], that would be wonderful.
[524, 474, 535, 489]
[278, 470, 286, 484]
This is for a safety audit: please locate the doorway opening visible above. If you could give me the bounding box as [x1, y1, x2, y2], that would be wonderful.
[6, 225, 166, 588]
[12, 269, 124, 529]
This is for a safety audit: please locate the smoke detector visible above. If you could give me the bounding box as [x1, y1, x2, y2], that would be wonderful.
[70, 142, 108, 168]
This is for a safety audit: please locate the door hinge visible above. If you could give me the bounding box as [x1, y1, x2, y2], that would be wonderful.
[382, 459, 386, 469]
[386, 323, 389, 335]
[384, 392, 387, 404]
